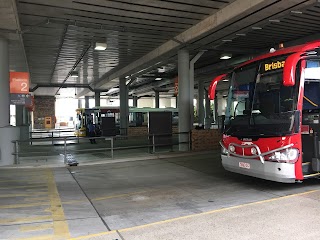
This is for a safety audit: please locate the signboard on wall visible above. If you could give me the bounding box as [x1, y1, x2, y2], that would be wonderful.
[9, 72, 30, 105]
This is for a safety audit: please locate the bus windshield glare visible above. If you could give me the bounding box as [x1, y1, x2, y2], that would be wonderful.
[224, 56, 299, 137]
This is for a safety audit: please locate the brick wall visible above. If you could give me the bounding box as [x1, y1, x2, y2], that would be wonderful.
[191, 129, 221, 151]
[33, 96, 55, 129]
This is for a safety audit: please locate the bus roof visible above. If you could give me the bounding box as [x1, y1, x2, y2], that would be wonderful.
[237, 40, 320, 69]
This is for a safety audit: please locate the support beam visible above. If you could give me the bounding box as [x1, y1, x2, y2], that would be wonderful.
[76, 0, 272, 98]
[0, 38, 10, 127]
[0, 37, 20, 166]
[95, 92, 100, 107]
[133, 96, 138, 107]
[190, 51, 206, 127]
[120, 78, 129, 135]
[205, 89, 211, 129]
[85, 96, 89, 108]
[198, 81, 205, 126]
[155, 91, 160, 108]
[178, 49, 190, 151]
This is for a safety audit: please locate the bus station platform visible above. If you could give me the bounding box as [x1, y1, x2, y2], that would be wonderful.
[1, 151, 320, 240]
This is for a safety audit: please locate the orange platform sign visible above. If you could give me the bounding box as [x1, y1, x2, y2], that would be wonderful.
[10, 72, 29, 94]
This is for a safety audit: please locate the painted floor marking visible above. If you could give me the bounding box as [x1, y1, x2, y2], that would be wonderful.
[46, 169, 70, 239]
[69, 189, 319, 240]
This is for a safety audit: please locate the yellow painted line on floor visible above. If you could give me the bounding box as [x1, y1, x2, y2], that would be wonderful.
[19, 223, 53, 232]
[24, 197, 49, 202]
[0, 184, 47, 190]
[0, 202, 50, 209]
[70, 189, 319, 240]
[15, 234, 54, 240]
[46, 169, 70, 239]
[92, 190, 148, 201]
[0, 215, 52, 225]
[0, 192, 48, 198]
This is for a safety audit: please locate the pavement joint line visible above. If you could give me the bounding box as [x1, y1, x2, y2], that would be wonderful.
[68, 189, 319, 240]
[15, 234, 55, 240]
[46, 169, 71, 239]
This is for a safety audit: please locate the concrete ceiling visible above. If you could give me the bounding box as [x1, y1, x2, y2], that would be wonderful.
[2, 0, 320, 97]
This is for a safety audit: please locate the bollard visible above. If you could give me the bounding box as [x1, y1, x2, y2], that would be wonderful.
[51, 132, 54, 145]
[111, 137, 114, 159]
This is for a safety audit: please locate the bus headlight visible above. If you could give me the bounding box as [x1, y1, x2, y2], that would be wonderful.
[229, 145, 235, 152]
[268, 148, 299, 163]
[251, 147, 257, 155]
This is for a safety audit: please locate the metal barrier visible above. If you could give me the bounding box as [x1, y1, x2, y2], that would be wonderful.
[12, 131, 191, 165]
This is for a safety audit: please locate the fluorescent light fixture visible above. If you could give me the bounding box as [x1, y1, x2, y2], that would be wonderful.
[222, 79, 229, 82]
[269, 19, 280, 23]
[252, 26, 262, 30]
[158, 67, 165, 73]
[236, 33, 246, 36]
[220, 53, 232, 60]
[94, 42, 107, 50]
[125, 75, 130, 79]
[155, 78, 162, 81]
[291, 10, 303, 14]
[222, 39, 232, 42]
[70, 71, 79, 77]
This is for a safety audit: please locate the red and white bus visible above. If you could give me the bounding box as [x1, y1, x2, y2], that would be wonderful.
[209, 40, 320, 183]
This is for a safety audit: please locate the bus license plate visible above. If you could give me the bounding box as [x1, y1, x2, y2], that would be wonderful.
[239, 162, 250, 169]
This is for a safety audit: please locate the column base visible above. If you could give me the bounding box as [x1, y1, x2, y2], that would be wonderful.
[0, 126, 20, 166]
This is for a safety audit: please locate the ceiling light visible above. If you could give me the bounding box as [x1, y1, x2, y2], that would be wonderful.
[94, 42, 107, 50]
[269, 19, 280, 23]
[155, 78, 162, 81]
[70, 71, 79, 77]
[252, 26, 262, 30]
[220, 53, 232, 60]
[291, 10, 303, 14]
[222, 39, 232, 42]
[236, 33, 246, 36]
[222, 79, 229, 82]
[158, 67, 165, 73]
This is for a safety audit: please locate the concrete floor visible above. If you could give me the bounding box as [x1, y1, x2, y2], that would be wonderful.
[1, 151, 320, 239]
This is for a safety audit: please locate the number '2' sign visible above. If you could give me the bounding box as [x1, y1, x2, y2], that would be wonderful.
[10, 72, 30, 94]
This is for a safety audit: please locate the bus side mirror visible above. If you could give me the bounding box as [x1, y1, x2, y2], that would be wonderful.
[208, 74, 227, 100]
[283, 52, 301, 87]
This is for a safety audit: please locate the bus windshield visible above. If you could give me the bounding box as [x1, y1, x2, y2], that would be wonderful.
[224, 57, 299, 137]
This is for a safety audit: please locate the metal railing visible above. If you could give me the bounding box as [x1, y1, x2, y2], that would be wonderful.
[12, 131, 191, 165]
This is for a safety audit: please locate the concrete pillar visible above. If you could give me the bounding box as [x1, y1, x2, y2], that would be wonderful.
[197, 81, 205, 126]
[133, 96, 138, 107]
[205, 89, 211, 129]
[85, 96, 89, 108]
[175, 95, 178, 108]
[190, 51, 205, 128]
[178, 49, 190, 151]
[16, 105, 24, 126]
[155, 91, 160, 108]
[95, 92, 100, 107]
[16, 105, 29, 141]
[120, 77, 129, 135]
[78, 99, 81, 108]
[0, 38, 20, 166]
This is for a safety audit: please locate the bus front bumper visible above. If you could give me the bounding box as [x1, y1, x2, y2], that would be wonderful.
[221, 155, 296, 183]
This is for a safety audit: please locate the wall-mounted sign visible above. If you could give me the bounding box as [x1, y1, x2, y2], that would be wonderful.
[10, 72, 30, 105]
[10, 94, 32, 105]
[10, 72, 29, 94]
